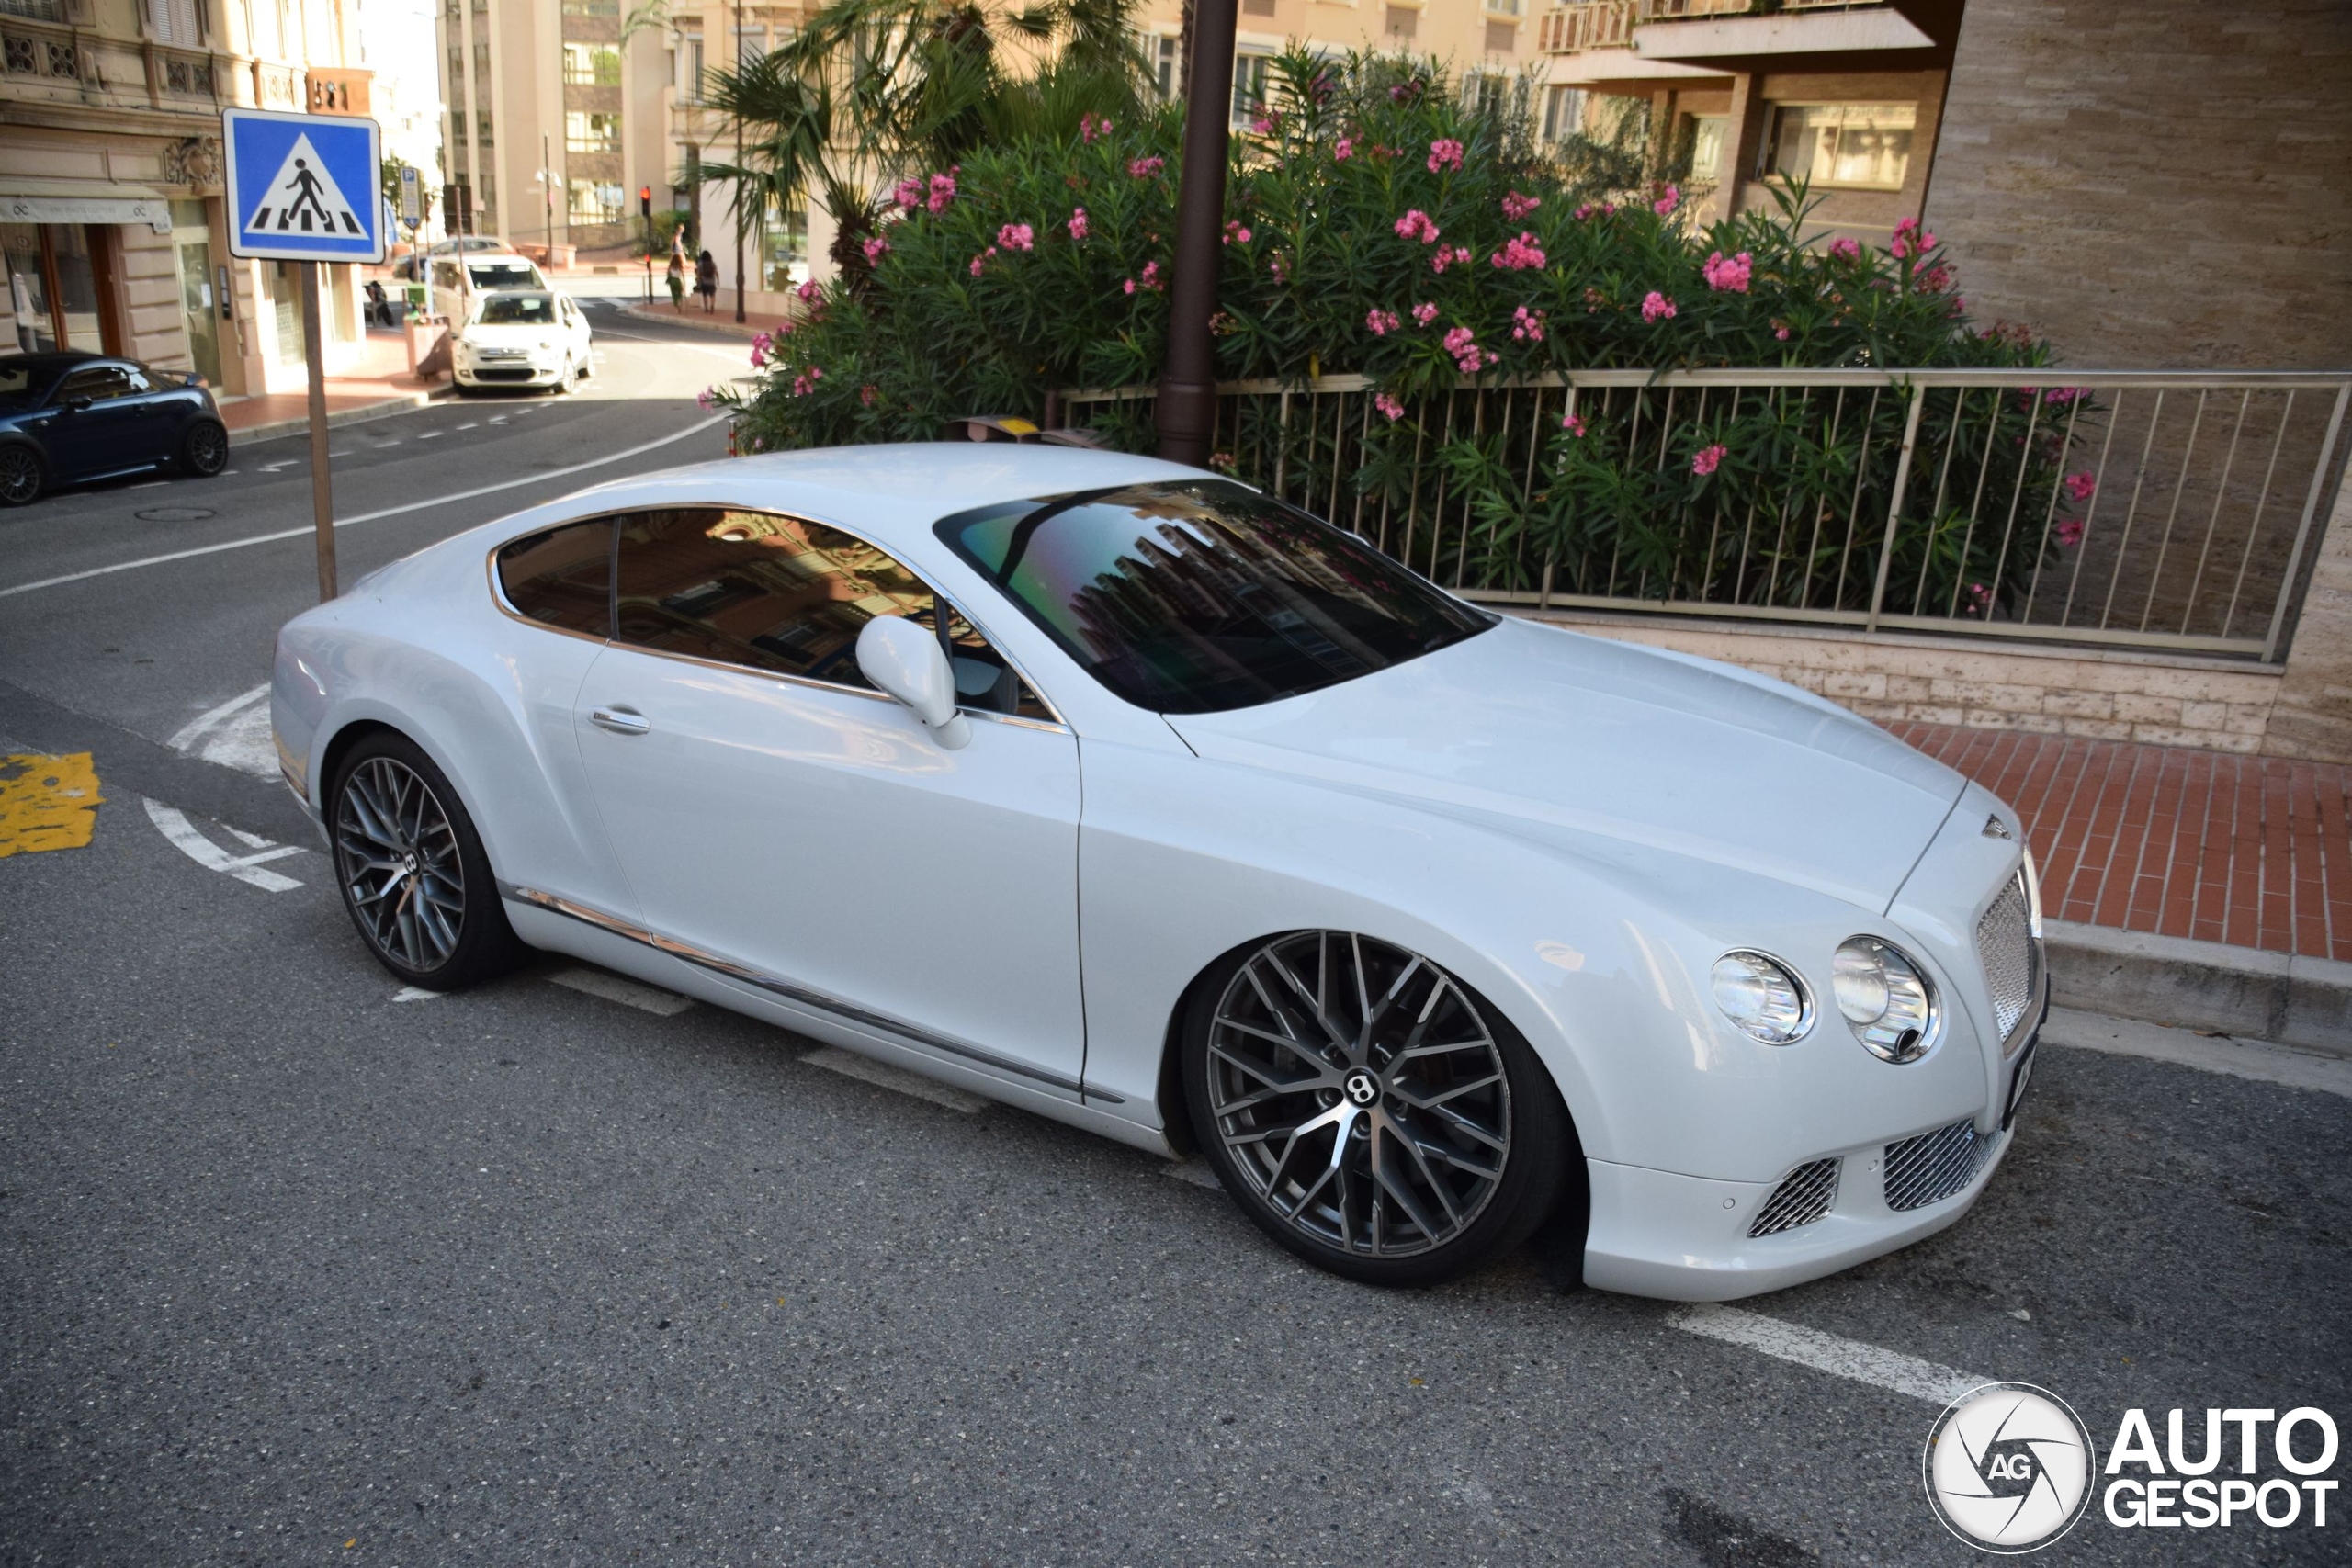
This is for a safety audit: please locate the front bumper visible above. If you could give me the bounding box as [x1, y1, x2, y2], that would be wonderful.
[1584, 990, 2045, 1302]
[456, 358, 563, 386]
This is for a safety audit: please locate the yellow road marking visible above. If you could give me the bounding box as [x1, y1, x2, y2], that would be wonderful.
[0, 751, 105, 857]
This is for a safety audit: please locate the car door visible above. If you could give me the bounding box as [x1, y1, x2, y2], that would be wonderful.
[571, 504, 1089, 1096]
[43, 364, 146, 478]
[560, 295, 592, 363]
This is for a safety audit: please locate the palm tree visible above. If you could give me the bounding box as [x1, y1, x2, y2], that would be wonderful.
[696, 0, 1152, 296]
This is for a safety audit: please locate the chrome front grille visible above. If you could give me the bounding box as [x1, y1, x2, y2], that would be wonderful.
[1883, 1119, 1989, 1212]
[1749, 1158, 1840, 1237]
[1975, 869, 2039, 1043]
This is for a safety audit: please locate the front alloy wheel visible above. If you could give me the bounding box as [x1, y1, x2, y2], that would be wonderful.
[0, 444, 43, 505]
[328, 735, 525, 989]
[179, 419, 229, 477]
[1187, 931, 1571, 1285]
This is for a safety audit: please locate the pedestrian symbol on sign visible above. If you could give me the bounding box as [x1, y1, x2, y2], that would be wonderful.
[246, 134, 367, 237]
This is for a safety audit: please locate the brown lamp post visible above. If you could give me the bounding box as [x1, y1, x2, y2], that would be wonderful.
[1153, 0, 1238, 468]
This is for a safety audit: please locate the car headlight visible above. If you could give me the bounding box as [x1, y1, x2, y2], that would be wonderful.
[1710, 950, 1812, 1044]
[1832, 938, 1937, 1062]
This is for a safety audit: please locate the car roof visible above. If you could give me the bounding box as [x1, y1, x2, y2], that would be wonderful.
[0, 351, 108, 372]
[553, 443, 1208, 557]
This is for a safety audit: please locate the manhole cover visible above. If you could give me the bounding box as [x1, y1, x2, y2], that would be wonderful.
[134, 506, 216, 522]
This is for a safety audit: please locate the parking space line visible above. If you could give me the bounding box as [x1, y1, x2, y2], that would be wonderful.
[804, 1047, 987, 1113]
[1668, 1303, 1988, 1405]
[548, 965, 693, 1016]
[392, 986, 442, 1002]
[143, 797, 304, 891]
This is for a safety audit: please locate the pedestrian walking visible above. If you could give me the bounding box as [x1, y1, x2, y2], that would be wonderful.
[666, 251, 685, 312]
[695, 249, 718, 313]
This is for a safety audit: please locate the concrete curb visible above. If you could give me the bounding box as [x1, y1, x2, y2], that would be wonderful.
[225, 388, 453, 446]
[2045, 919, 2352, 1057]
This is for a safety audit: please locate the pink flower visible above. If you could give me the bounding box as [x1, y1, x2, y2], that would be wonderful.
[1501, 190, 1541, 221]
[695, 386, 716, 410]
[1510, 305, 1545, 344]
[968, 245, 999, 276]
[1691, 443, 1726, 477]
[1249, 113, 1278, 136]
[797, 278, 823, 303]
[894, 176, 924, 210]
[1123, 277, 1136, 295]
[1641, 290, 1678, 323]
[1964, 581, 1992, 614]
[790, 365, 824, 397]
[1128, 154, 1165, 179]
[1426, 138, 1464, 174]
[1442, 325, 1487, 375]
[862, 235, 892, 265]
[1652, 184, 1679, 216]
[1561, 412, 1586, 437]
[1365, 308, 1399, 336]
[1573, 203, 1596, 221]
[1827, 237, 1860, 263]
[2064, 471, 2097, 504]
[1430, 245, 1474, 275]
[1269, 254, 1288, 282]
[1374, 392, 1406, 422]
[2054, 518, 2085, 547]
[1702, 249, 1753, 293]
[998, 222, 1035, 252]
[1890, 218, 1938, 261]
[1489, 231, 1545, 271]
[1394, 209, 1441, 243]
[1222, 220, 1252, 245]
[1122, 260, 1164, 295]
[2045, 386, 2084, 406]
[750, 331, 772, 367]
[1775, 324, 1791, 340]
[926, 171, 957, 213]
[1410, 301, 1438, 327]
[859, 384, 877, 407]
[1068, 207, 1089, 241]
[1080, 112, 1113, 144]
[1334, 136, 1354, 161]
[1389, 78, 1423, 104]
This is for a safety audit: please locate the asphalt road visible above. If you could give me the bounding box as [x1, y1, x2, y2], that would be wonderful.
[2, 313, 2347, 1566]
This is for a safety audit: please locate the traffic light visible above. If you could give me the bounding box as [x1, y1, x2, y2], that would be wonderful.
[639, 186, 651, 219]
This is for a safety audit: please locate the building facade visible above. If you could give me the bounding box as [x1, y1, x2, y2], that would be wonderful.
[0, 0, 372, 396]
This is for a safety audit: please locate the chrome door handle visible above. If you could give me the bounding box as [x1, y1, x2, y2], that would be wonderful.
[589, 706, 650, 735]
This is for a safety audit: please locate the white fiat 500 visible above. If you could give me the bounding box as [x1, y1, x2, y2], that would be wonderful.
[450, 289, 593, 395]
[272, 445, 2046, 1297]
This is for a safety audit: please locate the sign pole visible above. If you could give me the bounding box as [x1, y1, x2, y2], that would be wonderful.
[300, 259, 336, 600]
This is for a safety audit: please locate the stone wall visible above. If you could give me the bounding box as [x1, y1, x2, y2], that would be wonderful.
[1924, 0, 2352, 370]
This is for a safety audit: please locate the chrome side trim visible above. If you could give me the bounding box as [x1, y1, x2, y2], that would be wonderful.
[497, 881, 1118, 1102]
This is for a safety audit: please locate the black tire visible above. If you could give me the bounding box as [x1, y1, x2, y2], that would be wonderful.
[328, 730, 527, 991]
[1182, 931, 1574, 1287]
[0, 442, 44, 506]
[177, 418, 229, 477]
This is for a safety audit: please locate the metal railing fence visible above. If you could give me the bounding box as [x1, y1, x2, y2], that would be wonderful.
[1061, 369, 2352, 661]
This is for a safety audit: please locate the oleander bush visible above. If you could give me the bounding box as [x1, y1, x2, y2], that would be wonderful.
[724, 50, 2095, 621]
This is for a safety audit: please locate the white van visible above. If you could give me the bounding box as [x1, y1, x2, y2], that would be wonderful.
[428, 252, 552, 306]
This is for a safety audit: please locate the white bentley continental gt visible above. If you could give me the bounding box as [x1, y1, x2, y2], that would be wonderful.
[271, 444, 2047, 1297]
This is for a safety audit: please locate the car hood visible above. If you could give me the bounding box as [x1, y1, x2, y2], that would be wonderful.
[1164, 617, 1966, 913]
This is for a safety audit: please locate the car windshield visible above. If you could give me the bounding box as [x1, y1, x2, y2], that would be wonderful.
[469, 261, 538, 289]
[936, 479, 1494, 714]
[0, 361, 44, 404]
[475, 294, 555, 325]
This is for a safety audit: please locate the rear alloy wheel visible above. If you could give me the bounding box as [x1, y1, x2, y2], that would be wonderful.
[329, 733, 525, 990]
[178, 418, 229, 477]
[1185, 931, 1571, 1286]
[0, 443, 44, 505]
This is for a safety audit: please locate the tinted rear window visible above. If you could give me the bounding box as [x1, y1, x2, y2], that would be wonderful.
[496, 518, 613, 634]
[935, 479, 1493, 714]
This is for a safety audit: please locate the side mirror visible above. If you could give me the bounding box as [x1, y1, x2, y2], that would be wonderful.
[854, 615, 971, 750]
[63, 395, 91, 412]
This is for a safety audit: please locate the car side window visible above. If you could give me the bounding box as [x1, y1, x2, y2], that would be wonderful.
[612, 507, 1052, 718]
[56, 366, 134, 403]
[496, 517, 614, 636]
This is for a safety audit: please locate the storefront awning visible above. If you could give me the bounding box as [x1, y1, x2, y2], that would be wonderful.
[0, 181, 172, 233]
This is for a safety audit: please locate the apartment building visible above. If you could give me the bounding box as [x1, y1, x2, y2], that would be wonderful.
[435, 0, 671, 252]
[0, 0, 372, 395]
[1130, 0, 1545, 118]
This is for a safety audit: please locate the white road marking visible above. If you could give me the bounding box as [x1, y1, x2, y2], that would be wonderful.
[548, 965, 693, 1016]
[257, 461, 297, 472]
[804, 1047, 986, 1113]
[130, 480, 167, 490]
[0, 413, 728, 599]
[488, 416, 508, 425]
[375, 437, 403, 446]
[2042, 1006, 2352, 1099]
[392, 986, 443, 1002]
[456, 422, 478, 430]
[329, 449, 353, 457]
[166, 682, 278, 778]
[417, 430, 443, 440]
[143, 797, 304, 892]
[1668, 1303, 1990, 1405]
[219, 469, 239, 476]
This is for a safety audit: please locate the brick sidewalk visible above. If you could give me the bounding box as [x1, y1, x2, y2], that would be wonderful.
[1895, 725, 2352, 962]
[216, 329, 443, 438]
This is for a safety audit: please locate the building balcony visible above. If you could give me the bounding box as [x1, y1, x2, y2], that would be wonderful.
[1539, 0, 1936, 84]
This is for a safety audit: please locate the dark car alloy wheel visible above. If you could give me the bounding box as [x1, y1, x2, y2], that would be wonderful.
[0, 444, 42, 506]
[1202, 931, 1517, 1260]
[179, 419, 229, 477]
[334, 754, 469, 973]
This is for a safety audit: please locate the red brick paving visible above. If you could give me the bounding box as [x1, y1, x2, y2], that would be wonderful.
[1892, 725, 2352, 962]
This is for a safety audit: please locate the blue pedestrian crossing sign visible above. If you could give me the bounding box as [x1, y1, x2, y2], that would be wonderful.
[222, 108, 384, 263]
